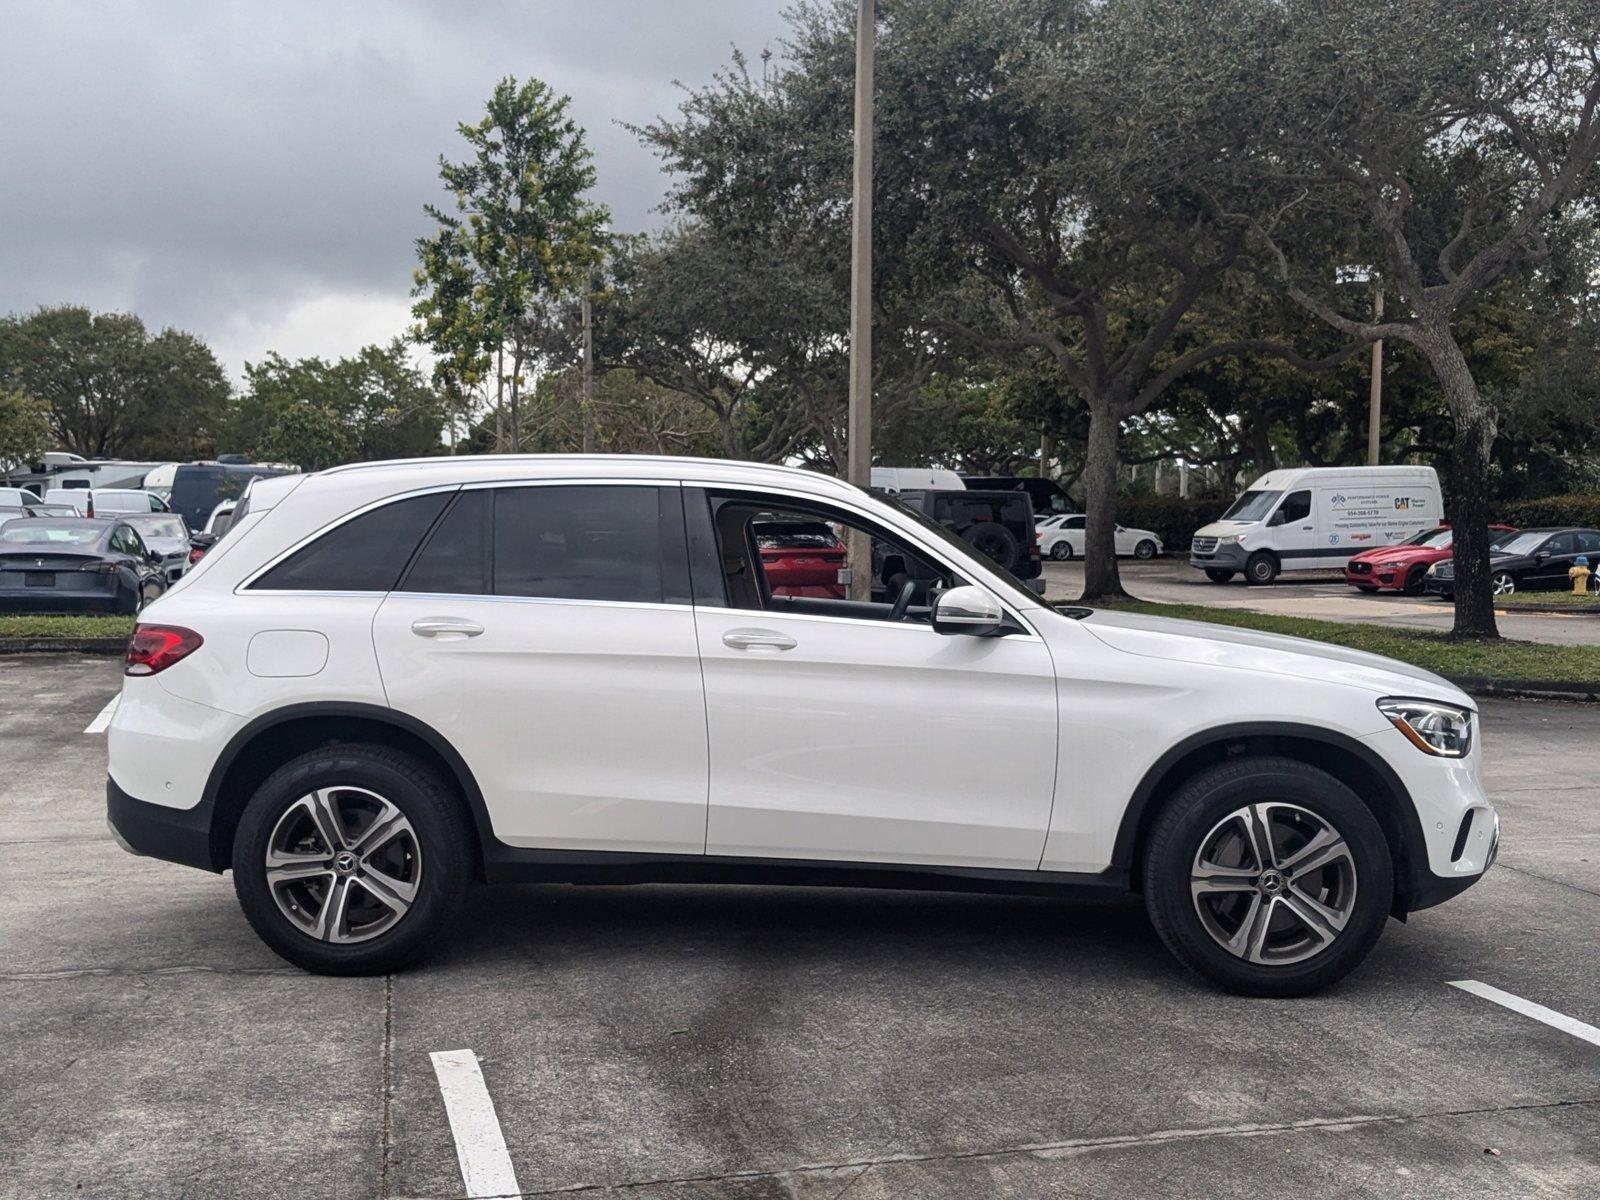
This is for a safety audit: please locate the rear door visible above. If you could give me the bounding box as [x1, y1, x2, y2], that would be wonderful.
[371, 482, 709, 855]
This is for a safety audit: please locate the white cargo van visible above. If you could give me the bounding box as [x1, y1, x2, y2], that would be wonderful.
[870, 467, 965, 492]
[1189, 466, 1440, 585]
[43, 487, 171, 517]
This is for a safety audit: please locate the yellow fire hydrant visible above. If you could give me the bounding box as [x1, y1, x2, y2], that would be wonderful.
[1571, 555, 1592, 595]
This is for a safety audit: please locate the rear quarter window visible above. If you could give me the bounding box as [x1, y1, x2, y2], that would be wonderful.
[250, 493, 451, 592]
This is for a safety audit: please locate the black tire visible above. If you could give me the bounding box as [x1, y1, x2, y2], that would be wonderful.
[962, 522, 1021, 572]
[1134, 539, 1158, 560]
[1245, 551, 1278, 586]
[1204, 569, 1235, 583]
[1402, 566, 1427, 596]
[1142, 757, 1393, 997]
[1049, 540, 1074, 561]
[232, 745, 474, 975]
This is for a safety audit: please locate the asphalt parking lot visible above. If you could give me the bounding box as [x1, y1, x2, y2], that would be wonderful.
[1041, 558, 1600, 646]
[3, 655, 1597, 1199]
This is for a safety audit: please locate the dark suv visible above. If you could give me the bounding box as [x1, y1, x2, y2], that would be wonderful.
[889, 488, 1042, 582]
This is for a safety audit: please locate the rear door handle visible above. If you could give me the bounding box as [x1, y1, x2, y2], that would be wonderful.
[411, 617, 484, 639]
[722, 628, 797, 652]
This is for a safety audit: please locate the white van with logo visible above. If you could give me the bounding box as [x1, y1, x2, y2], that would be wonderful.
[1189, 466, 1441, 585]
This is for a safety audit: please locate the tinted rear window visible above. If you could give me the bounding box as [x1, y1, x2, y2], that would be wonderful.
[493, 485, 665, 603]
[400, 490, 491, 595]
[251, 493, 450, 591]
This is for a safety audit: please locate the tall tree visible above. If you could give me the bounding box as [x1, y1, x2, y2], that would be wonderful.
[1241, 0, 1600, 636]
[0, 387, 50, 480]
[234, 340, 447, 469]
[412, 76, 610, 452]
[649, 1, 1351, 600]
[0, 305, 230, 459]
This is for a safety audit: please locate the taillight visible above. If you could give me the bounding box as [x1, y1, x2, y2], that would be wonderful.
[188, 546, 205, 564]
[125, 624, 204, 676]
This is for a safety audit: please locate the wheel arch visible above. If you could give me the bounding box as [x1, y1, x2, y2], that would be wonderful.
[1111, 722, 1426, 917]
[201, 702, 494, 878]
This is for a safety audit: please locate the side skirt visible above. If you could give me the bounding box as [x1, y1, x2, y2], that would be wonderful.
[481, 846, 1129, 898]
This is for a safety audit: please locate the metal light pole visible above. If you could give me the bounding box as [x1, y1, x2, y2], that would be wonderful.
[1367, 289, 1383, 466]
[580, 289, 596, 454]
[845, 0, 875, 598]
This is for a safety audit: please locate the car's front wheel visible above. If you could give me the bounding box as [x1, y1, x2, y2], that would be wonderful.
[232, 745, 473, 975]
[1492, 571, 1516, 596]
[1204, 569, 1235, 583]
[1142, 758, 1393, 997]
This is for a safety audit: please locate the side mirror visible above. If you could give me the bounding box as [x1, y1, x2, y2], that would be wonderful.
[147, 551, 164, 566]
[931, 585, 1005, 636]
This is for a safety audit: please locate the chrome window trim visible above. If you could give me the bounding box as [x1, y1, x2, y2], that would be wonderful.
[690, 603, 1042, 641]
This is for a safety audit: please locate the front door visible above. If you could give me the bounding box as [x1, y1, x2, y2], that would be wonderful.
[689, 489, 1059, 871]
[372, 482, 709, 855]
[1271, 488, 1319, 568]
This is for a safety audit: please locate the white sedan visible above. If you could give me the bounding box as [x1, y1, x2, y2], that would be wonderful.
[1038, 514, 1163, 560]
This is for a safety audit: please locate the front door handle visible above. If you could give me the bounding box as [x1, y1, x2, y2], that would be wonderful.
[722, 627, 797, 652]
[411, 617, 484, 639]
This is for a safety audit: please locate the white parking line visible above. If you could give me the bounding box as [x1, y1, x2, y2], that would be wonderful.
[83, 695, 119, 735]
[1449, 980, 1600, 1048]
[430, 1049, 521, 1198]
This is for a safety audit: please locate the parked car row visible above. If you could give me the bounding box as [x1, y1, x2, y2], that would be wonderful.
[1423, 527, 1600, 599]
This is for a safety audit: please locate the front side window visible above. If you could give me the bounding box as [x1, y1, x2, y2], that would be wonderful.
[1276, 490, 1312, 525]
[710, 494, 967, 623]
[1541, 532, 1577, 556]
[251, 493, 450, 591]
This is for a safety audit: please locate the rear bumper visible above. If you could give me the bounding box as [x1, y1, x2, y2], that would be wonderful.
[0, 587, 122, 613]
[106, 776, 218, 872]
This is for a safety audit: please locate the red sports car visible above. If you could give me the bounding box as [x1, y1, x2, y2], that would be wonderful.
[754, 519, 847, 599]
[1344, 524, 1516, 594]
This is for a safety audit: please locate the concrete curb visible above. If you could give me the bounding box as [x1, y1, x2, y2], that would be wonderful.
[1493, 603, 1600, 615]
[0, 637, 129, 655]
[1448, 676, 1600, 703]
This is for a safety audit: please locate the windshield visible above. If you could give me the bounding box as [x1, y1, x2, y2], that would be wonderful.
[0, 523, 101, 545]
[877, 493, 1044, 611]
[1494, 531, 1549, 557]
[1221, 490, 1283, 522]
[1400, 527, 1452, 548]
[128, 516, 186, 539]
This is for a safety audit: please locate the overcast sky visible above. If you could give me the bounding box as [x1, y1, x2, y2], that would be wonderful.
[0, 0, 793, 380]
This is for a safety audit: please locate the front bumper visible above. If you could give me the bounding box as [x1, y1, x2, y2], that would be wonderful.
[1424, 576, 1454, 597]
[1189, 543, 1249, 571]
[107, 775, 218, 872]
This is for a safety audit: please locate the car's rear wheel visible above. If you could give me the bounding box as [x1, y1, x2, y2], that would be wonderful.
[232, 745, 472, 975]
[1142, 758, 1393, 997]
[1134, 539, 1158, 560]
[1050, 541, 1074, 561]
[1204, 569, 1235, 583]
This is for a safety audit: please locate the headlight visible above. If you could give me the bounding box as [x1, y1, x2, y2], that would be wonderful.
[1377, 561, 1404, 571]
[1216, 535, 1240, 546]
[1378, 698, 1474, 757]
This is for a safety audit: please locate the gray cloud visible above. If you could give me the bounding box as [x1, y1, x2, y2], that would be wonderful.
[0, 0, 792, 375]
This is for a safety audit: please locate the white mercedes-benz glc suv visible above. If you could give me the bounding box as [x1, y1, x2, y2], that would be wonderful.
[107, 456, 1497, 995]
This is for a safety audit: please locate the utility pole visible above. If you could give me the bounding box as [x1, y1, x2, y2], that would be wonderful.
[1367, 289, 1384, 465]
[846, 0, 875, 598]
[580, 288, 596, 454]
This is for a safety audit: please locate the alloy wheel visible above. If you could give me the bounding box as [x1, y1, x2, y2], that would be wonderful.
[1492, 572, 1515, 596]
[1190, 802, 1357, 965]
[265, 787, 422, 943]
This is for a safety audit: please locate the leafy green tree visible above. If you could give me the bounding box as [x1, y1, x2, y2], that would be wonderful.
[1241, 0, 1600, 637]
[0, 305, 230, 459]
[233, 340, 447, 468]
[413, 76, 610, 451]
[648, 1, 1350, 600]
[0, 387, 51, 480]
